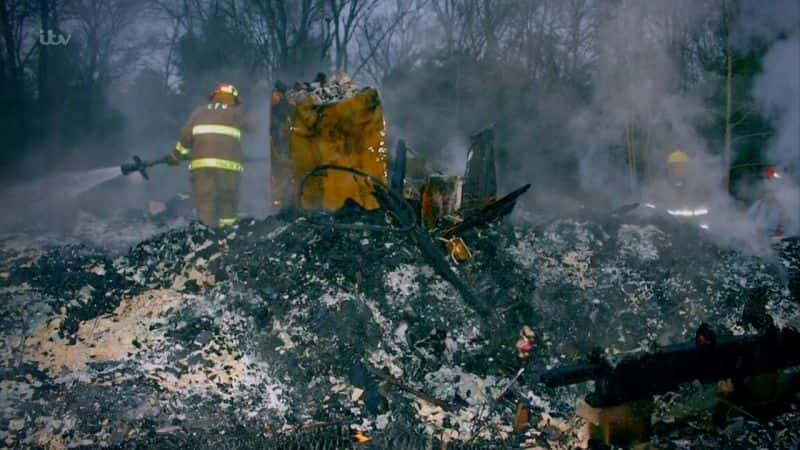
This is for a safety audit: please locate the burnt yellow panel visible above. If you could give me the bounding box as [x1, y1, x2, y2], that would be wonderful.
[272, 88, 388, 211]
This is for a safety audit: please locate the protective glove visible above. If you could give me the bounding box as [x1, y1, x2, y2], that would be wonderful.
[166, 153, 181, 166]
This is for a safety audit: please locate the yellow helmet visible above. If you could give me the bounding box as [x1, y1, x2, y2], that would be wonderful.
[209, 83, 240, 105]
[667, 150, 689, 164]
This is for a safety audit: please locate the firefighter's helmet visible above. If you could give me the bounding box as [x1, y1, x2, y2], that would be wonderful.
[765, 167, 781, 180]
[210, 83, 240, 105]
[667, 150, 689, 165]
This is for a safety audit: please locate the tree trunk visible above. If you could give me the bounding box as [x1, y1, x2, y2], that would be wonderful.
[39, 0, 51, 145]
[724, 0, 733, 192]
[0, 0, 27, 148]
[626, 123, 636, 193]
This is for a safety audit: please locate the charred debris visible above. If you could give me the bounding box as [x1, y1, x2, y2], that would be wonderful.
[1, 75, 799, 449]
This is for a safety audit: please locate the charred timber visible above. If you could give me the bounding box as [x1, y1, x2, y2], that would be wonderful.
[442, 184, 531, 238]
[462, 126, 498, 210]
[389, 139, 407, 193]
[540, 324, 800, 407]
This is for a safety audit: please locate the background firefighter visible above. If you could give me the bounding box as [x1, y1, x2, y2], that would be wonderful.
[643, 149, 713, 213]
[747, 167, 787, 239]
[165, 83, 251, 227]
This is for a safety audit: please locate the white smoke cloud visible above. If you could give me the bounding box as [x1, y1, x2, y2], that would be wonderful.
[733, 0, 800, 49]
[744, 0, 800, 236]
[571, 1, 719, 204]
[562, 0, 800, 251]
[753, 35, 800, 176]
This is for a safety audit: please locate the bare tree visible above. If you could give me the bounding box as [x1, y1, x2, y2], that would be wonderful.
[429, 0, 516, 61]
[241, 0, 328, 79]
[65, 0, 151, 85]
[149, 0, 201, 86]
[722, 0, 732, 187]
[326, 0, 378, 72]
[353, 0, 427, 83]
[0, 0, 37, 142]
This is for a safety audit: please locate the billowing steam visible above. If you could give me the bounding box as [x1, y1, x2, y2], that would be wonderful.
[0, 0, 796, 245]
[570, 1, 727, 225]
[743, 0, 800, 236]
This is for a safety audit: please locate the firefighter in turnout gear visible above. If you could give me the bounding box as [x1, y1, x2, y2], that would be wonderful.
[665, 150, 692, 193]
[642, 149, 714, 229]
[747, 167, 786, 239]
[645, 150, 710, 207]
[166, 83, 250, 227]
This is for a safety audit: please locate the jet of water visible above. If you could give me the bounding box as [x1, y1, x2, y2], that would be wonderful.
[0, 166, 125, 230]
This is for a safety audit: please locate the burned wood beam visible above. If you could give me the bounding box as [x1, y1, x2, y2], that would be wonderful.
[462, 126, 498, 211]
[389, 139, 407, 193]
[541, 323, 800, 408]
[442, 184, 531, 238]
[371, 368, 457, 412]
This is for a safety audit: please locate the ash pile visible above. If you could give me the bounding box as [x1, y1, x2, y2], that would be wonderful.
[285, 73, 367, 105]
[1, 212, 799, 449]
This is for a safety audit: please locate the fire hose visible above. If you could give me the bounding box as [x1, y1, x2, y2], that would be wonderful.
[120, 155, 271, 179]
[297, 164, 417, 233]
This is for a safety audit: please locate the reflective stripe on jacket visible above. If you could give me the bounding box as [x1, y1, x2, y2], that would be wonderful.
[192, 124, 241, 140]
[188, 158, 244, 172]
[171, 102, 249, 167]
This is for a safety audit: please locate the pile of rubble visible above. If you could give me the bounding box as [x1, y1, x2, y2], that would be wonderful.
[0, 212, 799, 448]
[285, 74, 368, 105]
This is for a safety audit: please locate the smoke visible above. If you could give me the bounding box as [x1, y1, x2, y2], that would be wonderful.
[732, 0, 800, 49]
[562, 0, 797, 252]
[743, 0, 800, 236]
[239, 81, 273, 218]
[438, 135, 470, 177]
[754, 36, 800, 174]
[571, 1, 719, 205]
[3, 0, 796, 243]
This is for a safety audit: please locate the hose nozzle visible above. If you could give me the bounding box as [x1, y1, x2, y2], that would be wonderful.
[121, 155, 168, 180]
